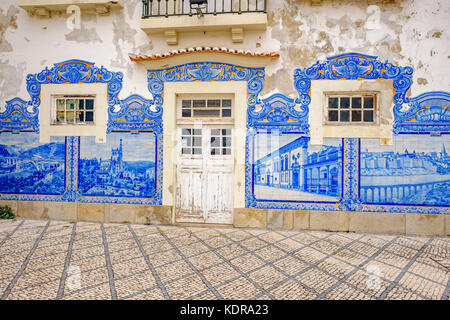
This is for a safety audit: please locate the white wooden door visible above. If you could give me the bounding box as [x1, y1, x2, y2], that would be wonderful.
[176, 126, 233, 224]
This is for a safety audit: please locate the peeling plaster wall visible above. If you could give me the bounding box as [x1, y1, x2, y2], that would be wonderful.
[0, 0, 449, 105]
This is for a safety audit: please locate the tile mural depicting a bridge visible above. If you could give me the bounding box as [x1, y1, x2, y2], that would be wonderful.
[253, 133, 343, 202]
[78, 132, 156, 198]
[0, 132, 66, 195]
[360, 135, 450, 206]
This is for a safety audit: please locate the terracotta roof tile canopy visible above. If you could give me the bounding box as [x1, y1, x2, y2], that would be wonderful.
[129, 47, 279, 69]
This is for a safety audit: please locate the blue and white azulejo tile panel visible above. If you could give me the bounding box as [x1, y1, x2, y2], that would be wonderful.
[360, 135, 450, 206]
[0, 132, 66, 195]
[78, 132, 157, 199]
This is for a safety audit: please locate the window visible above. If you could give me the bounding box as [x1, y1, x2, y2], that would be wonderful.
[326, 94, 376, 124]
[210, 129, 232, 155]
[181, 128, 202, 155]
[53, 96, 95, 124]
[181, 99, 232, 118]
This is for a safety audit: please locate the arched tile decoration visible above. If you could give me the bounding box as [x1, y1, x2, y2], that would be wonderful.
[393, 91, 450, 134]
[107, 94, 163, 134]
[26, 59, 123, 115]
[247, 93, 309, 132]
[0, 97, 38, 133]
[147, 62, 265, 110]
[293, 52, 414, 115]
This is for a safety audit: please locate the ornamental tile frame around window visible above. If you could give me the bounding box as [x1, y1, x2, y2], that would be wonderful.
[293, 52, 414, 113]
[147, 61, 265, 112]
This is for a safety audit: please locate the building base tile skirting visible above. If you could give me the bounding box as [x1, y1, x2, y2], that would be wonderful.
[2, 200, 172, 226]
[1, 200, 448, 236]
[232, 207, 448, 237]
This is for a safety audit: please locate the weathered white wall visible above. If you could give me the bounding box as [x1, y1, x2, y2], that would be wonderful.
[0, 0, 449, 107]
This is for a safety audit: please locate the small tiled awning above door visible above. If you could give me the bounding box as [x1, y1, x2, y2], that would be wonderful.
[129, 47, 279, 69]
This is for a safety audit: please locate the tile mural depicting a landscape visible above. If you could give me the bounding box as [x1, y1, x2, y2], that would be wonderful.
[360, 136, 450, 206]
[253, 133, 343, 202]
[0, 132, 66, 194]
[79, 133, 156, 197]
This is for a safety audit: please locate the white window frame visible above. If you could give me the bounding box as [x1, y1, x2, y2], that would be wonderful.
[176, 93, 234, 125]
[309, 79, 394, 146]
[51, 95, 96, 125]
[324, 92, 379, 125]
[39, 83, 108, 143]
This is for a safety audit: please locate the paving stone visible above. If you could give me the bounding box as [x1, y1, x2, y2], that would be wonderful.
[0, 219, 448, 300]
[217, 276, 262, 300]
[270, 280, 317, 300]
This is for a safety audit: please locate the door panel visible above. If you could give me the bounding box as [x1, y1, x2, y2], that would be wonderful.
[176, 125, 233, 224]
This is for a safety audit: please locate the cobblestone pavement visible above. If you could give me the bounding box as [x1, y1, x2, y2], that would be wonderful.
[0, 219, 448, 300]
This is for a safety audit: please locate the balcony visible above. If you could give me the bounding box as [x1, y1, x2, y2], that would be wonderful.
[141, 0, 267, 45]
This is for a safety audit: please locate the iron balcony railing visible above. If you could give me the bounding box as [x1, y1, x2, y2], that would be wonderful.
[142, 0, 267, 18]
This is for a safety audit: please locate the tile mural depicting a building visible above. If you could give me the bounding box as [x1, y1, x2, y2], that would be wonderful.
[360, 136, 450, 206]
[253, 133, 343, 202]
[79, 133, 156, 198]
[0, 132, 65, 195]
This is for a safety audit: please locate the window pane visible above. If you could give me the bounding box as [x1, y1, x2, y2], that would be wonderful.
[66, 111, 76, 123]
[193, 148, 202, 155]
[222, 137, 231, 147]
[340, 110, 350, 122]
[182, 128, 191, 135]
[364, 97, 374, 109]
[78, 112, 84, 122]
[182, 148, 191, 155]
[66, 99, 75, 110]
[56, 111, 65, 122]
[211, 129, 220, 136]
[193, 100, 206, 108]
[211, 148, 219, 156]
[85, 112, 94, 122]
[328, 97, 338, 108]
[193, 129, 202, 136]
[79, 99, 85, 110]
[352, 97, 362, 108]
[56, 99, 65, 110]
[193, 137, 202, 147]
[222, 109, 232, 117]
[222, 129, 231, 136]
[222, 99, 232, 108]
[193, 109, 220, 117]
[363, 110, 374, 122]
[182, 109, 191, 117]
[223, 148, 231, 155]
[211, 137, 220, 147]
[328, 110, 338, 121]
[85, 99, 94, 110]
[182, 136, 190, 147]
[352, 110, 362, 122]
[182, 100, 191, 108]
[207, 99, 220, 108]
[340, 97, 350, 108]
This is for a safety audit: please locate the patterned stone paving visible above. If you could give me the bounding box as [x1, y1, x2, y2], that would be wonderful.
[0, 219, 448, 300]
